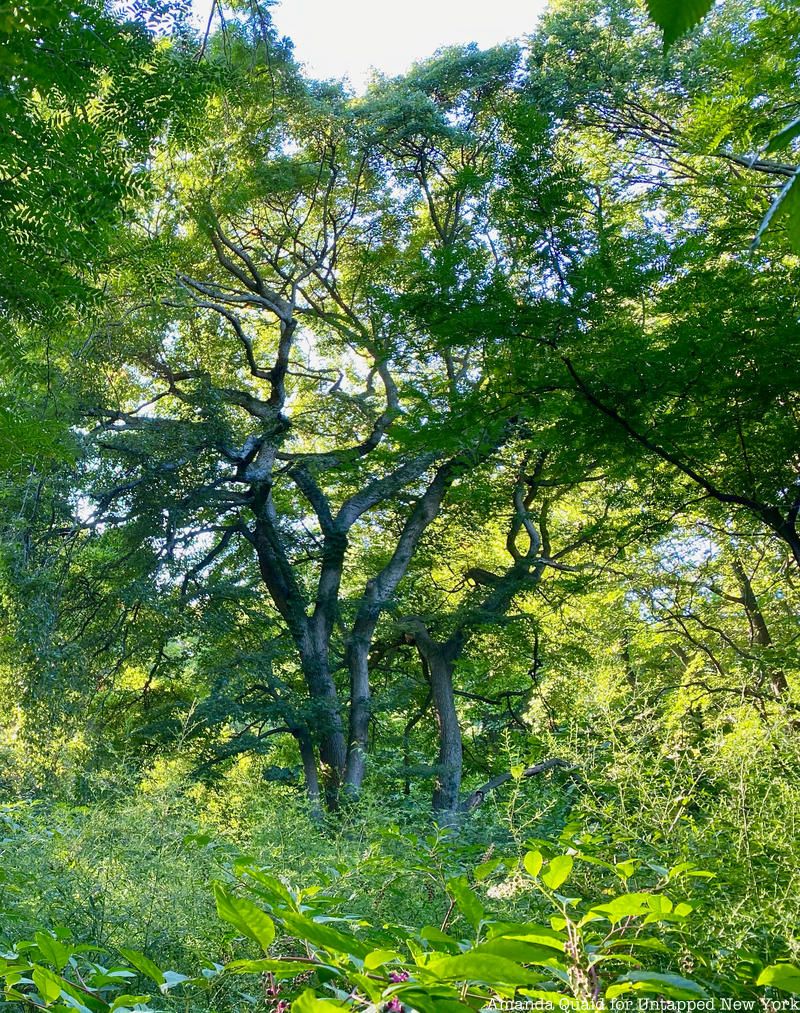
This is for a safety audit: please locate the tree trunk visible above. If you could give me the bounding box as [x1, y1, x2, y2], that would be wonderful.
[343, 626, 372, 794]
[428, 649, 463, 819]
[299, 637, 347, 808]
[294, 729, 323, 821]
[731, 554, 790, 698]
[252, 504, 347, 809]
[341, 458, 476, 796]
[407, 627, 464, 820]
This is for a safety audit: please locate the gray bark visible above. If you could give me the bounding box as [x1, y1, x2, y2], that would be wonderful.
[343, 456, 495, 793]
[460, 758, 570, 812]
[427, 646, 464, 818]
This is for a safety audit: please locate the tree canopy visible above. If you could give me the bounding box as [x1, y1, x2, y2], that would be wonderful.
[1, 0, 800, 1009]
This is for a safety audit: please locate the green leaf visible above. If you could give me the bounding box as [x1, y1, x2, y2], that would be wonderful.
[542, 855, 573, 891]
[643, 894, 674, 923]
[765, 117, 800, 155]
[280, 911, 371, 959]
[109, 996, 151, 1012]
[474, 857, 501, 882]
[56, 981, 100, 1013]
[473, 938, 565, 969]
[384, 988, 466, 1013]
[34, 933, 70, 971]
[668, 862, 715, 880]
[523, 850, 543, 878]
[645, 0, 715, 48]
[485, 922, 565, 951]
[585, 893, 652, 924]
[418, 926, 461, 953]
[225, 958, 318, 977]
[234, 865, 297, 909]
[84, 969, 136, 988]
[608, 970, 708, 999]
[291, 989, 347, 1011]
[604, 937, 671, 955]
[426, 951, 544, 985]
[119, 949, 165, 987]
[346, 971, 383, 1003]
[213, 884, 275, 953]
[754, 170, 800, 252]
[446, 876, 484, 929]
[363, 949, 402, 970]
[757, 964, 800, 994]
[32, 966, 63, 1005]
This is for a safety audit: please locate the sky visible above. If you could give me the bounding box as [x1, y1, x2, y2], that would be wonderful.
[266, 0, 546, 92]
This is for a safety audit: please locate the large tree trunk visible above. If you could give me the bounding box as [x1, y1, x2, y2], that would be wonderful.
[343, 624, 372, 794]
[342, 581, 384, 794]
[252, 503, 347, 810]
[294, 728, 323, 820]
[428, 649, 463, 819]
[408, 625, 464, 821]
[341, 458, 475, 796]
[299, 636, 347, 808]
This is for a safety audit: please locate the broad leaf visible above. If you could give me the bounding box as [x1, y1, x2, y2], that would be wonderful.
[584, 893, 653, 925]
[280, 911, 370, 959]
[34, 933, 70, 971]
[753, 170, 800, 253]
[473, 938, 565, 970]
[226, 957, 318, 976]
[363, 949, 402, 970]
[765, 117, 800, 155]
[118, 949, 165, 987]
[608, 970, 708, 999]
[485, 922, 565, 951]
[523, 850, 543, 878]
[213, 884, 275, 953]
[32, 966, 63, 1005]
[445, 876, 484, 929]
[757, 964, 800, 994]
[646, 0, 715, 48]
[542, 855, 573, 891]
[291, 990, 347, 1011]
[109, 996, 152, 1012]
[426, 951, 545, 985]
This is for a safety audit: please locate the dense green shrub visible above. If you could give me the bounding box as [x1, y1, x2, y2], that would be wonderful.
[2, 750, 800, 1011]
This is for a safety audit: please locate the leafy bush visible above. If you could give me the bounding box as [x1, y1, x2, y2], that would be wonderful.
[3, 796, 800, 1012]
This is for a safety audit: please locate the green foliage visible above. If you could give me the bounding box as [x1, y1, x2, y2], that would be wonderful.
[0, 0, 212, 474]
[1, 0, 799, 1008]
[642, 0, 800, 250]
[3, 791, 800, 1010]
[758, 964, 800, 994]
[646, 0, 715, 48]
[214, 884, 276, 953]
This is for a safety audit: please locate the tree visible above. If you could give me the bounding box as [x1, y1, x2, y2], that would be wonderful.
[3, 0, 797, 830]
[0, 0, 208, 471]
[645, 0, 800, 250]
[70, 37, 526, 810]
[494, 0, 800, 567]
